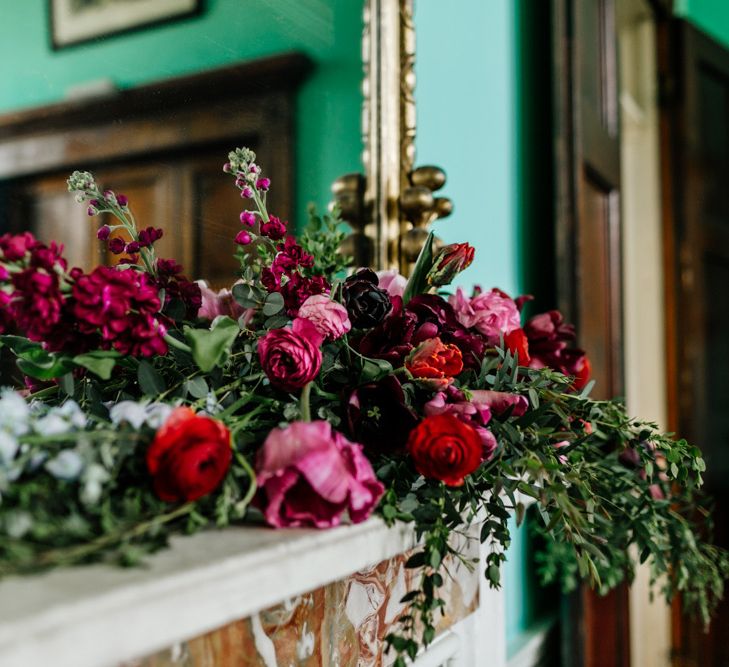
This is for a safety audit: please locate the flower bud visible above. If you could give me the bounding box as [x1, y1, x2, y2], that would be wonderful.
[426, 243, 475, 287]
[97, 225, 111, 241]
[240, 211, 256, 227]
[235, 230, 252, 246]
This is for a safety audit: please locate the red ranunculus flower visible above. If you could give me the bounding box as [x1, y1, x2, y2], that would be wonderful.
[504, 327, 530, 365]
[146, 407, 232, 502]
[405, 337, 463, 389]
[406, 414, 483, 487]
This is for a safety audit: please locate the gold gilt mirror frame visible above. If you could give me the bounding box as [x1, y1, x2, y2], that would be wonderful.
[337, 0, 452, 274]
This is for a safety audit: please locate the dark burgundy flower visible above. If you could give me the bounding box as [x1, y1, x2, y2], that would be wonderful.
[275, 237, 314, 271]
[137, 227, 163, 248]
[343, 269, 392, 328]
[0, 291, 13, 334]
[261, 215, 287, 240]
[355, 295, 418, 365]
[154, 258, 202, 321]
[97, 225, 111, 241]
[525, 310, 589, 384]
[107, 237, 126, 254]
[280, 273, 330, 316]
[346, 376, 418, 455]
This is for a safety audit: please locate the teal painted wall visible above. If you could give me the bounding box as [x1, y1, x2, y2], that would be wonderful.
[676, 0, 729, 49]
[0, 0, 363, 221]
[414, 0, 518, 296]
[415, 0, 553, 656]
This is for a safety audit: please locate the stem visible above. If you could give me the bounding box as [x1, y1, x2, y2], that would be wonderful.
[34, 503, 194, 568]
[300, 382, 313, 422]
[234, 450, 258, 512]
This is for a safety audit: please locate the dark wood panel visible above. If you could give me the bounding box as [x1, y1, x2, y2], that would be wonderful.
[552, 0, 628, 664]
[0, 54, 308, 286]
[657, 18, 729, 667]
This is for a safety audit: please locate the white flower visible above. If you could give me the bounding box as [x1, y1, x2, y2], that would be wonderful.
[81, 463, 110, 505]
[34, 414, 71, 437]
[45, 450, 84, 481]
[144, 403, 173, 429]
[5, 511, 33, 539]
[53, 401, 87, 429]
[0, 431, 19, 466]
[110, 401, 173, 430]
[109, 401, 149, 430]
[0, 389, 30, 436]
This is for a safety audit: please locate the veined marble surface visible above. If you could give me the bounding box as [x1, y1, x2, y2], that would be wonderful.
[126, 535, 479, 667]
[0, 518, 458, 667]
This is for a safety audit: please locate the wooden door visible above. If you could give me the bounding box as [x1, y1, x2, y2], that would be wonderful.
[657, 19, 729, 667]
[552, 0, 629, 665]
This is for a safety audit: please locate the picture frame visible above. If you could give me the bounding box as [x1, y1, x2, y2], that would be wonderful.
[50, 0, 202, 50]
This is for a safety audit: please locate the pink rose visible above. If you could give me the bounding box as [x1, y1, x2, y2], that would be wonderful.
[256, 421, 384, 528]
[376, 269, 407, 298]
[298, 294, 351, 340]
[258, 318, 323, 392]
[424, 391, 497, 459]
[469, 390, 529, 417]
[197, 281, 250, 323]
[448, 287, 521, 343]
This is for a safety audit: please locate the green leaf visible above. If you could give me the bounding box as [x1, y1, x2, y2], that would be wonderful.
[73, 351, 120, 380]
[59, 372, 74, 396]
[232, 283, 265, 309]
[486, 564, 501, 586]
[16, 350, 74, 380]
[262, 292, 285, 316]
[184, 317, 239, 372]
[137, 360, 166, 396]
[402, 231, 435, 304]
[184, 376, 209, 399]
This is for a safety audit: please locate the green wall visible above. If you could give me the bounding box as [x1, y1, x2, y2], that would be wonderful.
[0, 0, 363, 222]
[676, 0, 729, 48]
[414, 0, 518, 296]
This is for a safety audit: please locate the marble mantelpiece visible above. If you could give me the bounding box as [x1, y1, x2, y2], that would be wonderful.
[0, 518, 488, 667]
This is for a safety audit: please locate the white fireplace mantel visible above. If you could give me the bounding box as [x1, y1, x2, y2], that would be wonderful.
[0, 515, 520, 667]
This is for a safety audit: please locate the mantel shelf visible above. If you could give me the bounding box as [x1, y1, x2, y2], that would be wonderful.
[0, 518, 419, 667]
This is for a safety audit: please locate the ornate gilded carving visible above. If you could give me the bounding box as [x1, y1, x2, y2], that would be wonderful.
[335, 0, 453, 273]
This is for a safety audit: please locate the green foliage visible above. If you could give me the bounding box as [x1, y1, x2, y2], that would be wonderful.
[183, 316, 240, 373]
[299, 205, 352, 277]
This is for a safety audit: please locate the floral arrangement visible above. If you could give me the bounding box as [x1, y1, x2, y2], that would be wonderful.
[0, 147, 726, 664]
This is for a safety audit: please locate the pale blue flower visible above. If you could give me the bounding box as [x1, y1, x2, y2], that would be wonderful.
[110, 401, 173, 430]
[45, 450, 84, 481]
[0, 389, 30, 436]
[81, 463, 110, 505]
[0, 431, 18, 466]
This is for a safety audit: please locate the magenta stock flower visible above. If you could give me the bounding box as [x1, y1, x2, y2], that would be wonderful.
[298, 294, 351, 340]
[279, 273, 330, 316]
[0, 232, 36, 262]
[260, 215, 287, 240]
[107, 237, 126, 254]
[235, 231, 252, 246]
[239, 211, 256, 227]
[448, 287, 521, 344]
[72, 266, 167, 357]
[10, 269, 64, 341]
[97, 225, 111, 241]
[256, 420, 384, 528]
[256, 177, 271, 191]
[258, 318, 323, 392]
